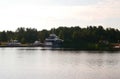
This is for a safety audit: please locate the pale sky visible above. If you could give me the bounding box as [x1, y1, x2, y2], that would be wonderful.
[0, 0, 120, 31]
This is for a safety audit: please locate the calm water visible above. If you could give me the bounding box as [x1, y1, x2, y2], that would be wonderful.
[0, 47, 120, 79]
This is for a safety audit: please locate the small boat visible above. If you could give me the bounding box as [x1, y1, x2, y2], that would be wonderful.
[32, 40, 43, 46]
[7, 40, 21, 46]
[44, 33, 63, 47]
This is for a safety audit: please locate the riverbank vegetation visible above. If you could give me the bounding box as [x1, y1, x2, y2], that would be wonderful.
[0, 26, 120, 50]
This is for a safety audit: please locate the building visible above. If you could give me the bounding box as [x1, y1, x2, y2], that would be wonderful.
[44, 34, 63, 47]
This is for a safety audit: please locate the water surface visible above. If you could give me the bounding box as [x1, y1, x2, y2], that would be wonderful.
[0, 47, 120, 79]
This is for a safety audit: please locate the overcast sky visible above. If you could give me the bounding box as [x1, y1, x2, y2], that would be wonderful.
[0, 0, 120, 31]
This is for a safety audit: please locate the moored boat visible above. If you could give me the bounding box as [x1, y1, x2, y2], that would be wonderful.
[7, 40, 21, 46]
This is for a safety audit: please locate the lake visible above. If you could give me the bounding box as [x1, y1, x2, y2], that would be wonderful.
[0, 47, 120, 79]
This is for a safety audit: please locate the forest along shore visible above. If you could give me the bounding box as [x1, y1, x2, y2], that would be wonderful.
[0, 26, 120, 50]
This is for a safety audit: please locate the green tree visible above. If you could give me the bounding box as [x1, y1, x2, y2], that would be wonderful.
[0, 31, 8, 42]
[16, 27, 26, 43]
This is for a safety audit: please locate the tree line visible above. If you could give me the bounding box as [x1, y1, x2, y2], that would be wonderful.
[0, 26, 120, 49]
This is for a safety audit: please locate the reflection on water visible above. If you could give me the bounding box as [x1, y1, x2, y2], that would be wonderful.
[0, 47, 120, 79]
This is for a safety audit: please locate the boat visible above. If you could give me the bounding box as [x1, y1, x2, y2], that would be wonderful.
[32, 40, 43, 46]
[44, 33, 63, 47]
[7, 40, 21, 46]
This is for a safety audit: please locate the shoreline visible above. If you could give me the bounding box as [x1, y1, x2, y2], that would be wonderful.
[0, 45, 120, 51]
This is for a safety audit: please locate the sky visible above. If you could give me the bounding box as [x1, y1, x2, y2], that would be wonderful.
[0, 0, 120, 31]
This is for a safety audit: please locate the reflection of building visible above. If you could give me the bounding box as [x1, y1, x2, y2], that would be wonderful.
[44, 34, 63, 47]
[7, 40, 21, 46]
